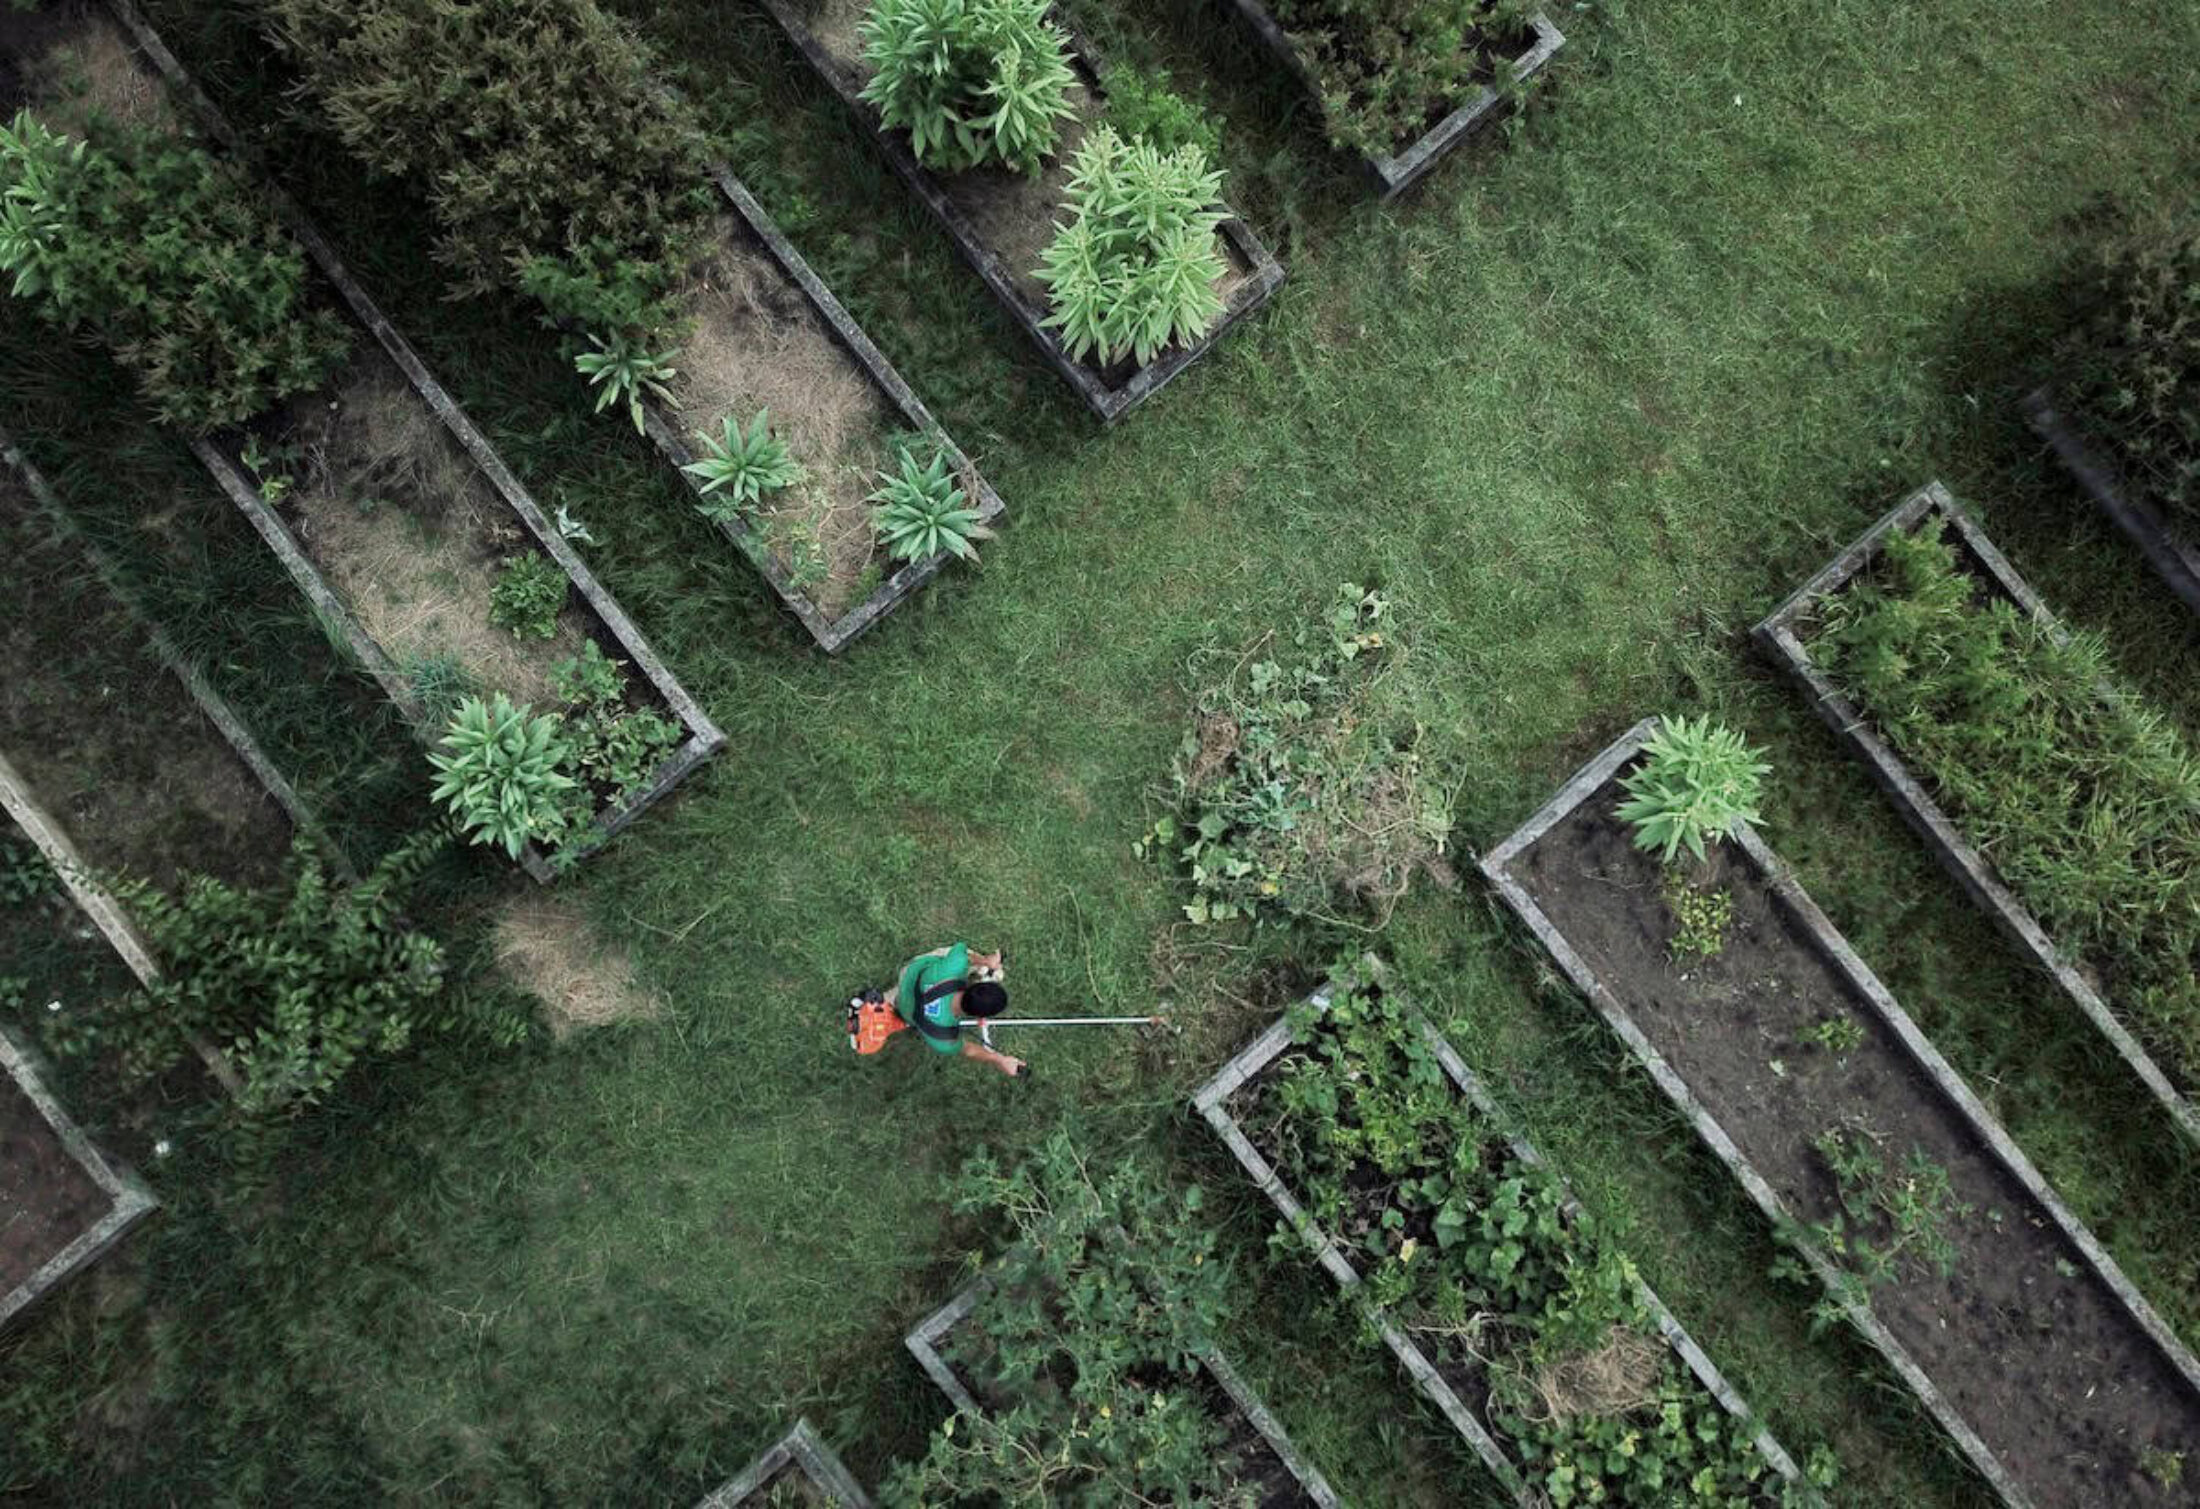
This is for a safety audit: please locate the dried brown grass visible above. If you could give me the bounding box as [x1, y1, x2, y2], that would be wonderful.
[493, 896, 663, 1038]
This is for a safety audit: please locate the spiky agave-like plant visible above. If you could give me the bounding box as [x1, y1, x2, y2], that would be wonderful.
[681, 407, 803, 522]
[427, 694, 577, 858]
[869, 445, 993, 562]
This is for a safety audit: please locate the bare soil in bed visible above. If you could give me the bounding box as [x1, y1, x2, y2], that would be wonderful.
[0, 466, 290, 895]
[269, 356, 588, 710]
[668, 216, 894, 619]
[1, 1067, 107, 1294]
[1512, 774, 2200, 1506]
[750, 1464, 825, 1506]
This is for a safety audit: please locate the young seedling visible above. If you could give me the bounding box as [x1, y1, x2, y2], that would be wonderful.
[1811, 1121, 1970, 1289]
[1800, 1015, 1865, 1055]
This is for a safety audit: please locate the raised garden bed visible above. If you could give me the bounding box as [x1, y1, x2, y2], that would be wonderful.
[1193, 971, 1811, 1506]
[2022, 386, 2200, 619]
[639, 167, 1005, 652]
[2, 0, 726, 884]
[1223, 0, 1563, 199]
[757, 0, 1285, 423]
[1481, 717, 2200, 1507]
[693, 1418, 872, 1509]
[1753, 482, 2200, 1149]
[906, 1272, 1343, 1507]
[1, 1024, 157, 1331]
[0, 424, 311, 1033]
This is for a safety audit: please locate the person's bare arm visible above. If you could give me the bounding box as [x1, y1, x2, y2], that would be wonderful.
[960, 1039, 1024, 1077]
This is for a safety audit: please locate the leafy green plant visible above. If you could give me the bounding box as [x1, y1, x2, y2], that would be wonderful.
[1662, 875, 1731, 959]
[1256, 968, 1820, 1505]
[869, 445, 991, 562]
[1815, 516, 2200, 1092]
[1036, 126, 1227, 367]
[1102, 64, 1223, 160]
[880, 1130, 1250, 1506]
[858, 0, 1076, 176]
[0, 109, 348, 431]
[548, 643, 682, 800]
[1616, 716, 1770, 865]
[1138, 584, 1452, 928]
[43, 831, 502, 1120]
[1801, 1015, 1865, 1056]
[573, 332, 679, 435]
[2142, 1447, 2187, 1490]
[1269, 0, 1538, 158]
[428, 694, 577, 858]
[488, 551, 569, 641]
[2063, 219, 2200, 532]
[258, 0, 711, 302]
[1807, 1123, 1969, 1290]
[1, 834, 57, 906]
[682, 408, 802, 521]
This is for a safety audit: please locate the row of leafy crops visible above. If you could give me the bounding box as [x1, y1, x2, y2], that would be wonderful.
[1810, 517, 2200, 1093]
[1251, 974, 1811, 1506]
[1271, 0, 1540, 157]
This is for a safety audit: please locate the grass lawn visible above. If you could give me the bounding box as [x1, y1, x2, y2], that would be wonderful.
[5, 0, 2200, 1503]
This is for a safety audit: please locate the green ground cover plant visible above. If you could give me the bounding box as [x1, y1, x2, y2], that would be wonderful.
[0, 109, 346, 431]
[2062, 218, 2200, 532]
[1036, 125, 1228, 366]
[858, 0, 1076, 176]
[1268, 0, 1537, 158]
[1138, 584, 1452, 928]
[882, 1131, 1254, 1505]
[6, 0, 2200, 1501]
[1813, 517, 2200, 1090]
[1253, 970, 1823, 1505]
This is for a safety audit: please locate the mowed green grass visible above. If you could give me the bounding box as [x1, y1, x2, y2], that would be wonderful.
[4, 0, 2200, 1503]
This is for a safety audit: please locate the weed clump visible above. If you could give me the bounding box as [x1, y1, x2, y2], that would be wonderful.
[1140, 584, 1453, 929]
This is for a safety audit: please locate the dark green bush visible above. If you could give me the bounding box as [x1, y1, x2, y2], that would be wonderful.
[256, 0, 712, 315]
[0, 109, 348, 432]
[2065, 221, 2200, 532]
[1270, 0, 1535, 158]
[44, 831, 523, 1120]
[1816, 517, 2200, 1091]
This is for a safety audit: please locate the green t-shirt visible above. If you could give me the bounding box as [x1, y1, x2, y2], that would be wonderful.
[896, 942, 969, 1055]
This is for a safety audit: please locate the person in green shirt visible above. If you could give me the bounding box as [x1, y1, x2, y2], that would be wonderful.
[894, 942, 1023, 1077]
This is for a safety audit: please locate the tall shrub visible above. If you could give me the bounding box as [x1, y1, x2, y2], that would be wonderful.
[256, 0, 711, 315]
[0, 109, 348, 431]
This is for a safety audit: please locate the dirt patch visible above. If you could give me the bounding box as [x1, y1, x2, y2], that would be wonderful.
[1, 1067, 107, 1294]
[668, 217, 894, 618]
[273, 356, 586, 709]
[0, 465, 290, 893]
[20, 4, 180, 138]
[1512, 775, 2200, 1506]
[802, 0, 1247, 359]
[493, 896, 662, 1038]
